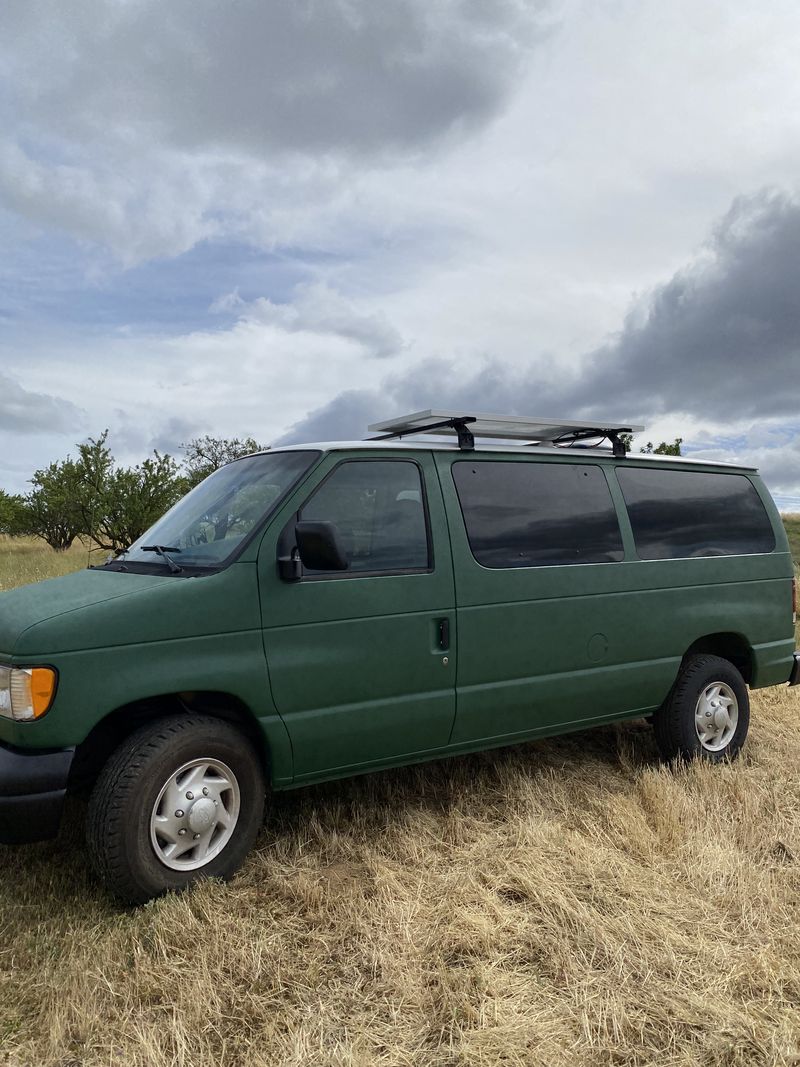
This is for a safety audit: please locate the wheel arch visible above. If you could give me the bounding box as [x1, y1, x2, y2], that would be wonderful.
[70, 690, 276, 793]
[683, 632, 754, 684]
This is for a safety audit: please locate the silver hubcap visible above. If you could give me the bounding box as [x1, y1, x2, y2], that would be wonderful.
[149, 758, 240, 871]
[694, 682, 738, 752]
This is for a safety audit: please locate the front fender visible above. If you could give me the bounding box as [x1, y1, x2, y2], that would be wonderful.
[4, 632, 294, 786]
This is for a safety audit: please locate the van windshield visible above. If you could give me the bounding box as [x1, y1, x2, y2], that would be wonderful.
[117, 451, 318, 571]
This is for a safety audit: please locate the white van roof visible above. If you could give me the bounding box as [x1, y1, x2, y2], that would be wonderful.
[263, 439, 757, 472]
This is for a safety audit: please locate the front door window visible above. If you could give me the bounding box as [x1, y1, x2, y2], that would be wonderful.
[300, 460, 430, 574]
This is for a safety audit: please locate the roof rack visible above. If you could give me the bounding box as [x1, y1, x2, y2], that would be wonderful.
[367, 410, 644, 456]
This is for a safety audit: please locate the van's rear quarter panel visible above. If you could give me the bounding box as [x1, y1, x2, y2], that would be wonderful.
[451, 552, 794, 743]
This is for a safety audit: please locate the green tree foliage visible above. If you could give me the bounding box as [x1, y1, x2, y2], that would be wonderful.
[640, 438, 683, 456]
[619, 433, 683, 456]
[22, 459, 87, 551]
[74, 431, 115, 537]
[0, 490, 27, 537]
[182, 435, 268, 488]
[93, 456, 183, 553]
[8, 431, 184, 554]
[76, 433, 183, 553]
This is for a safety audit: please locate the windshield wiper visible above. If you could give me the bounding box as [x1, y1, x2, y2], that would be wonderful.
[140, 545, 183, 574]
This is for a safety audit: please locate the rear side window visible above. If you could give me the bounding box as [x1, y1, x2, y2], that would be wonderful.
[300, 459, 430, 573]
[452, 460, 623, 568]
[617, 467, 775, 559]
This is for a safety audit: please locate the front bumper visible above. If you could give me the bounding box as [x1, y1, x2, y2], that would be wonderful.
[789, 652, 800, 687]
[0, 743, 74, 844]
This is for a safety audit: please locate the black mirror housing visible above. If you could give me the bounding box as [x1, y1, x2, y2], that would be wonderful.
[277, 549, 302, 582]
[295, 520, 349, 572]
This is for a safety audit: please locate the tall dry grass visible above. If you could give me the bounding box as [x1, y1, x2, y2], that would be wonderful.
[0, 537, 799, 1066]
[0, 536, 102, 592]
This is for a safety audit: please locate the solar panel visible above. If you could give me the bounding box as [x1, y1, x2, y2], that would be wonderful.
[367, 409, 643, 447]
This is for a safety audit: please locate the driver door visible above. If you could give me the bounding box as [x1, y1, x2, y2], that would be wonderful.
[258, 452, 457, 781]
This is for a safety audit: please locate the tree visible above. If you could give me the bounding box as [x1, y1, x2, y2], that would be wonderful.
[76, 433, 183, 553]
[74, 430, 115, 539]
[618, 433, 682, 456]
[22, 459, 87, 551]
[640, 438, 683, 456]
[105, 453, 183, 552]
[0, 490, 27, 537]
[7, 430, 266, 555]
[17, 431, 184, 554]
[182, 435, 268, 488]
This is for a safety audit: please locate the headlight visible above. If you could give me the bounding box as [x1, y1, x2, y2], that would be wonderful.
[0, 666, 57, 721]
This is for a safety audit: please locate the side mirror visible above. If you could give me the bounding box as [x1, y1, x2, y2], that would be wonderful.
[295, 520, 349, 572]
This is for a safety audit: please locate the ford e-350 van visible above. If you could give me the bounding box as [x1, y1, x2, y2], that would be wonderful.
[0, 411, 797, 902]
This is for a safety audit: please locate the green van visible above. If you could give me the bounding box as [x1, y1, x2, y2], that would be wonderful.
[0, 411, 797, 902]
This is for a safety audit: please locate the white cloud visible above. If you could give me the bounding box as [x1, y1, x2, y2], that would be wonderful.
[229, 282, 406, 359]
[1, 313, 391, 490]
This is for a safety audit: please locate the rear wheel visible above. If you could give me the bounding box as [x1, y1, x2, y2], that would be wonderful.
[652, 653, 749, 762]
[86, 715, 265, 904]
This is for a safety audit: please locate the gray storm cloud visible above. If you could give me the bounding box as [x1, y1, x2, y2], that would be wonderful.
[570, 190, 800, 419]
[2, 0, 549, 158]
[0, 373, 84, 435]
[0, 0, 550, 260]
[281, 190, 800, 442]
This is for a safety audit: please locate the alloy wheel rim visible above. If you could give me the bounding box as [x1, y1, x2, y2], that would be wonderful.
[149, 758, 241, 871]
[694, 682, 738, 752]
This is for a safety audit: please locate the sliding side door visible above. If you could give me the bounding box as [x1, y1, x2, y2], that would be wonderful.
[436, 453, 647, 746]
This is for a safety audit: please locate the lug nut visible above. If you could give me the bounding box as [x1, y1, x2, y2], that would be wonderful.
[193, 833, 201, 840]
[178, 828, 187, 836]
[202, 787, 209, 796]
[175, 809, 184, 818]
[214, 800, 218, 806]
[186, 791, 194, 800]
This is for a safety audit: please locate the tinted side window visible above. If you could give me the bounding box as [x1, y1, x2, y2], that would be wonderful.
[452, 461, 623, 568]
[300, 460, 430, 573]
[617, 467, 775, 559]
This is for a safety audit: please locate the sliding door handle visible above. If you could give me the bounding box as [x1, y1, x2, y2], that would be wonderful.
[438, 617, 450, 650]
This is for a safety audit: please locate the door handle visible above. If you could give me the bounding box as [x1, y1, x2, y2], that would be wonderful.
[438, 617, 450, 651]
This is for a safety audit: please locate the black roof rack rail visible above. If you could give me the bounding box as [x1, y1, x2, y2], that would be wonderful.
[371, 416, 477, 451]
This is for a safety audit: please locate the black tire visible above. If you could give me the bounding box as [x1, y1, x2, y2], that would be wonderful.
[652, 653, 750, 763]
[86, 715, 265, 904]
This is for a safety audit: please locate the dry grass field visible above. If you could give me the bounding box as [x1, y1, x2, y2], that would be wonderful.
[1, 532, 799, 1067]
[0, 537, 101, 593]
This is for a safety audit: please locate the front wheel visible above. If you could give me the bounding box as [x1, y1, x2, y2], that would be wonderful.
[87, 715, 265, 904]
[652, 653, 750, 762]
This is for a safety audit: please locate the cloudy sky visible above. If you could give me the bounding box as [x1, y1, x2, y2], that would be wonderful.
[1, 0, 799, 505]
